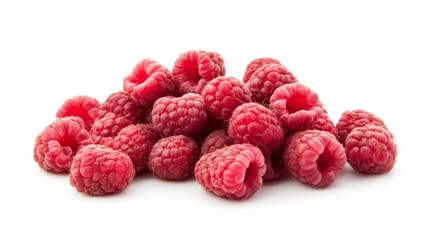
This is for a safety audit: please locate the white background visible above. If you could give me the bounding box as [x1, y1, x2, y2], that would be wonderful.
[1, 0, 428, 239]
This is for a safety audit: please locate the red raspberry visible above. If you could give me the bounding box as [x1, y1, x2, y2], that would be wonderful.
[98, 91, 147, 124]
[243, 57, 281, 83]
[270, 82, 323, 131]
[151, 93, 207, 137]
[123, 59, 174, 108]
[194, 144, 266, 200]
[345, 125, 397, 174]
[283, 130, 346, 188]
[336, 109, 388, 145]
[246, 64, 297, 105]
[112, 124, 160, 173]
[308, 109, 338, 138]
[90, 113, 132, 147]
[172, 50, 226, 95]
[70, 144, 135, 196]
[201, 76, 252, 122]
[56, 95, 100, 130]
[148, 135, 199, 180]
[33, 117, 91, 173]
[200, 129, 234, 156]
[228, 103, 284, 154]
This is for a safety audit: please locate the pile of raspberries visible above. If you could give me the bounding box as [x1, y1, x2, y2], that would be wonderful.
[33, 50, 397, 200]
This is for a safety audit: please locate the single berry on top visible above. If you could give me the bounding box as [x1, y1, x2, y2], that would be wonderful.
[345, 125, 397, 174]
[172, 50, 225, 95]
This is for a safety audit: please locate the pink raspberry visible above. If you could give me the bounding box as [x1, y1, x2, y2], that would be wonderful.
[148, 135, 199, 180]
[246, 64, 297, 105]
[151, 93, 207, 137]
[336, 109, 388, 145]
[201, 76, 252, 122]
[308, 109, 338, 138]
[89, 113, 132, 147]
[243, 57, 281, 83]
[345, 125, 397, 174]
[123, 58, 175, 108]
[33, 117, 91, 173]
[270, 82, 323, 131]
[56, 95, 100, 130]
[112, 124, 160, 173]
[98, 91, 147, 124]
[194, 144, 266, 200]
[172, 50, 226, 95]
[200, 129, 234, 156]
[228, 103, 284, 154]
[283, 130, 346, 188]
[70, 144, 135, 196]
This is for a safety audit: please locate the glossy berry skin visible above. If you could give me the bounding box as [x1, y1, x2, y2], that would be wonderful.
[345, 125, 397, 174]
[283, 130, 346, 188]
[151, 93, 208, 137]
[123, 58, 174, 107]
[270, 83, 323, 131]
[98, 91, 146, 124]
[228, 103, 284, 154]
[34, 116, 91, 173]
[201, 76, 252, 122]
[243, 57, 281, 83]
[336, 109, 388, 145]
[246, 63, 297, 105]
[172, 50, 225, 95]
[148, 135, 199, 180]
[194, 144, 266, 200]
[56, 95, 100, 130]
[112, 124, 160, 173]
[200, 129, 234, 156]
[70, 144, 135, 196]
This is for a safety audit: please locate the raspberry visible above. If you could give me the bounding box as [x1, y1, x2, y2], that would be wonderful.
[151, 93, 207, 137]
[336, 109, 388, 145]
[270, 82, 323, 131]
[33, 117, 91, 173]
[98, 91, 146, 124]
[200, 129, 234, 156]
[123, 59, 174, 107]
[194, 144, 266, 200]
[308, 109, 338, 138]
[228, 102, 284, 154]
[112, 124, 160, 173]
[89, 113, 132, 147]
[283, 130, 346, 188]
[56, 95, 100, 130]
[201, 76, 252, 122]
[70, 144, 135, 195]
[243, 57, 281, 83]
[172, 50, 226, 95]
[345, 125, 397, 174]
[148, 135, 199, 180]
[246, 64, 297, 105]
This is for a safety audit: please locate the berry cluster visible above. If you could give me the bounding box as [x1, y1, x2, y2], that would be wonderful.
[33, 51, 397, 199]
